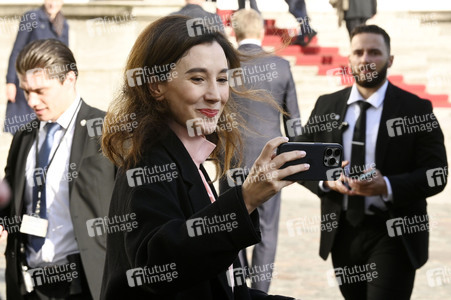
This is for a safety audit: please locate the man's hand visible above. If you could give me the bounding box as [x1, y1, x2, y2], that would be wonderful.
[6, 83, 17, 103]
[324, 161, 353, 195]
[324, 163, 388, 197]
[348, 169, 388, 197]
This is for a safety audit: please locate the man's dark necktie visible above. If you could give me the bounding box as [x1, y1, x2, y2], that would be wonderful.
[30, 122, 61, 252]
[346, 101, 372, 226]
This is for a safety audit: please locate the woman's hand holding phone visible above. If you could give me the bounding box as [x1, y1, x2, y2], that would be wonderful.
[241, 137, 310, 214]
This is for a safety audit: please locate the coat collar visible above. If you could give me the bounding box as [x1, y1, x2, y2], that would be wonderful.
[375, 81, 402, 168]
[332, 87, 352, 145]
[160, 129, 216, 213]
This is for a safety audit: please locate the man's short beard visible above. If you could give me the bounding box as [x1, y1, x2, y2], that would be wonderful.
[353, 62, 389, 88]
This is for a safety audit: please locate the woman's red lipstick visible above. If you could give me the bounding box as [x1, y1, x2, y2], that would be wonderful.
[198, 109, 218, 118]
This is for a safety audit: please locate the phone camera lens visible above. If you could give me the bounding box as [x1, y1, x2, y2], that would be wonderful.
[333, 149, 341, 157]
[329, 157, 337, 165]
[325, 148, 333, 156]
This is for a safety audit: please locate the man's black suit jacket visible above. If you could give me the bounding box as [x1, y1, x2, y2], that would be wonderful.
[295, 82, 447, 269]
[3, 100, 116, 300]
[100, 128, 293, 300]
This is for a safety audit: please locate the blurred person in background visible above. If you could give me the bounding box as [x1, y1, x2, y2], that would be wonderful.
[219, 9, 301, 293]
[171, 0, 225, 33]
[329, 0, 377, 37]
[238, 0, 260, 13]
[4, 0, 68, 135]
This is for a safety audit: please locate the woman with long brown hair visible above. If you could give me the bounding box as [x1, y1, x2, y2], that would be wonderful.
[100, 15, 308, 299]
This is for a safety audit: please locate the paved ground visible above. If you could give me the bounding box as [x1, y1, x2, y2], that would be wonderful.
[0, 4, 450, 299]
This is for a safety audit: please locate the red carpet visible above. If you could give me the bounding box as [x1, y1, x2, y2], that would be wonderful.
[216, 8, 450, 108]
[262, 23, 451, 108]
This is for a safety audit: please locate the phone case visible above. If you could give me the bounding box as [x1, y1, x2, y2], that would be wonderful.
[276, 142, 343, 181]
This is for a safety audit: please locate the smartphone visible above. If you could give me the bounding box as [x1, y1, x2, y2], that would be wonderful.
[276, 142, 343, 181]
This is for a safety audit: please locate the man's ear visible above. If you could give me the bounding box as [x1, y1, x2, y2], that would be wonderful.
[148, 81, 166, 101]
[62, 70, 77, 86]
[388, 55, 394, 69]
